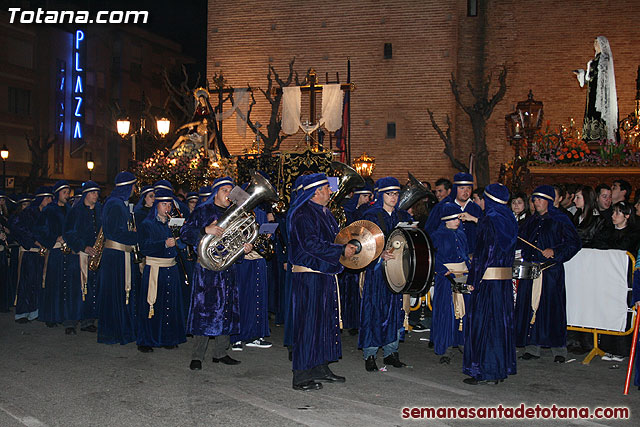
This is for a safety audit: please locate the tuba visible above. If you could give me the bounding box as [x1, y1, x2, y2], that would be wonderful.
[329, 161, 365, 228]
[398, 172, 435, 211]
[197, 170, 279, 271]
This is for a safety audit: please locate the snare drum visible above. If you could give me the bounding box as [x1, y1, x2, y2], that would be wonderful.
[512, 259, 542, 280]
[381, 226, 435, 294]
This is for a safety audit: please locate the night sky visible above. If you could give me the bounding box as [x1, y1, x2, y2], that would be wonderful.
[6, 0, 208, 76]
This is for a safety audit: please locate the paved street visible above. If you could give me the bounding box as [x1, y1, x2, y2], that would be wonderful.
[0, 312, 637, 426]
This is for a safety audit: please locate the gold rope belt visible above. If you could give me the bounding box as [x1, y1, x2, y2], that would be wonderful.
[144, 256, 177, 318]
[292, 264, 343, 329]
[482, 267, 512, 280]
[104, 239, 133, 304]
[41, 241, 63, 288]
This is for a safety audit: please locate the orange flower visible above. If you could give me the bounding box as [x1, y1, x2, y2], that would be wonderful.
[580, 152, 585, 158]
[559, 155, 565, 160]
[567, 153, 572, 158]
[585, 148, 590, 154]
[571, 150, 577, 155]
[563, 147, 568, 152]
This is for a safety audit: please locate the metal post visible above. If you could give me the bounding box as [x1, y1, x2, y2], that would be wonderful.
[2, 160, 5, 191]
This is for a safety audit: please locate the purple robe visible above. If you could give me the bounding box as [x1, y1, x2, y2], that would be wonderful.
[180, 203, 239, 337]
[289, 201, 343, 371]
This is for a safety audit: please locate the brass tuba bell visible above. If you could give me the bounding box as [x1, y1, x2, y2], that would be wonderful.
[398, 172, 436, 211]
[328, 161, 365, 228]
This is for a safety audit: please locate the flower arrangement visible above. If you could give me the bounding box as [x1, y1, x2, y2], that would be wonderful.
[134, 147, 237, 190]
[527, 121, 640, 167]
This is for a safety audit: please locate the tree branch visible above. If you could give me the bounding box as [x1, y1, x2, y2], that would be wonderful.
[427, 109, 468, 172]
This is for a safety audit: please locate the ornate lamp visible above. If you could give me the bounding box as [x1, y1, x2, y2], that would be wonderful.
[1, 144, 8, 191]
[353, 152, 375, 177]
[516, 90, 544, 158]
[116, 117, 131, 138]
[156, 117, 171, 138]
[86, 158, 94, 180]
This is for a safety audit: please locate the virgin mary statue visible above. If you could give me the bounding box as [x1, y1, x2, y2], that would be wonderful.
[574, 36, 618, 142]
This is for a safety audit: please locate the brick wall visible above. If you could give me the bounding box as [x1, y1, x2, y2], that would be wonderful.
[208, 0, 640, 185]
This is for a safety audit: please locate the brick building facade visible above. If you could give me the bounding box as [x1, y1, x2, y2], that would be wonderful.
[207, 0, 640, 184]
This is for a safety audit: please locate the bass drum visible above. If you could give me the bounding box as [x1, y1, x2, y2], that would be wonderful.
[381, 226, 435, 294]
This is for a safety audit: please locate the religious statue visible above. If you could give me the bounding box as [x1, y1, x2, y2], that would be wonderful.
[574, 35, 618, 143]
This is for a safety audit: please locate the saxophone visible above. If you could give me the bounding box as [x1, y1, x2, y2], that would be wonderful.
[88, 228, 105, 271]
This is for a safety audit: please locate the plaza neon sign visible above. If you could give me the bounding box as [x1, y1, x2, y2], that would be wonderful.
[72, 29, 85, 142]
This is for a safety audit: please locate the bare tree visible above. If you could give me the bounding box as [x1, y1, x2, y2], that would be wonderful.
[428, 65, 508, 187]
[25, 131, 56, 190]
[162, 65, 202, 126]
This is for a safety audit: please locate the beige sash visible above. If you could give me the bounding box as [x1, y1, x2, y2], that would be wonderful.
[145, 256, 177, 318]
[104, 239, 133, 304]
[530, 272, 543, 325]
[244, 250, 262, 261]
[42, 241, 63, 288]
[78, 252, 89, 301]
[292, 264, 343, 329]
[444, 262, 468, 331]
[482, 267, 512, 280]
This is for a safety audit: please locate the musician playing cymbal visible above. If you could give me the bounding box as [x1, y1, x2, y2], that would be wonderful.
[287, 173, 357, 391]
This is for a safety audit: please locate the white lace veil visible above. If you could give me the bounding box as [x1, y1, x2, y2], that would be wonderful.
[595, 36, 618, 141]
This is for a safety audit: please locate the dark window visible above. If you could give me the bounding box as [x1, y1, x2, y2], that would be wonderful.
[386, 122, 396, 139]
[8, 87, 31, 115]
[130, 62, 142, 83]
[468, 0, 478, 17]
[384, 43, 392, 59]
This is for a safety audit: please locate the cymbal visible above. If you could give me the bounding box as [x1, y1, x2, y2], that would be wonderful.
[335, 220, 385, 269]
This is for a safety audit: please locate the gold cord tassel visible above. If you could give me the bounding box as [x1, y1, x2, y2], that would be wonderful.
[148, 305, 154, 319]
[125, 290, 130, 305]
[530, 311, 537, 325]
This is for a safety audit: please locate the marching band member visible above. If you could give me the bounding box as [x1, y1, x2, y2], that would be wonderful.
[6, 194, 33, 313]
[12, 187, 53, 323]
[181, 176, 246, 370]
[430, 202, 471, 364]
[463, 184, 518, 385]
[360, 177, 410, 371]
[37, 180, 73, 330]
[134, 185, 155, 227]
[287, 173, 356, 391]
[0, 192, 11, 312]
[424, 172, 482, 255]
[185, 191, 199, 217]
[197, 185, 212, 205]
[136, 187, 186, 352]
[63, 180, 102, 333]
[97, 171, 139, 345]
[514, 185, 581, 363]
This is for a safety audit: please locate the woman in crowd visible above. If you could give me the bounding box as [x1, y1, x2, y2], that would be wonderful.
[571, 185, 608, 248]
[510, 192, 530, 224]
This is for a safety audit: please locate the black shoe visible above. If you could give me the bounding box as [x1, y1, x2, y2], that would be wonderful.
[163, 345, 177, 350]
[80, 325, 97, 333]
[519, 352, 540, 360]
[137, 345, 154, 353]
[315, 372, 346, 383]
[65, 327, 77, 335]
[189, 360, 202, 370]
[288, 350, 292, 361]
[348, 328, 358, 336]
[292, 380, 322, 391]
[554, 355, 565, 364]
[428, 341, 434, 348]
[383, 352, 407, 368]
[15, 318, 29, 324]
[45, 322, 57, 328]
[365, 356, 378, 372]
[439, 356, 451, 365]
[463, 377, 501, 385]
[212, 355, 241, 365]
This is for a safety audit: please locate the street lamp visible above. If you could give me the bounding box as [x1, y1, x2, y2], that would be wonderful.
[1, 144, 9, 190]
[116, 116, 170, 161]
[86, 158, 94, 180]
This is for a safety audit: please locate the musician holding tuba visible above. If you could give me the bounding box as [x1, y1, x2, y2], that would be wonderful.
[287, 173, 357, 391]
[62, 180, 102, 334]
[97, 172, 139, 345]
[181, 177, 249, 370]
[36, 180, 74, 330]
[360, 177, 410, 372]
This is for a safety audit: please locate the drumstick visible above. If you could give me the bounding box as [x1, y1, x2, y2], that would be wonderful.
[518, 236, 544, 253]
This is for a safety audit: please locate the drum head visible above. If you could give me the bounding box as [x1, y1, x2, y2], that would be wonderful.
[382, 226, 435, 294]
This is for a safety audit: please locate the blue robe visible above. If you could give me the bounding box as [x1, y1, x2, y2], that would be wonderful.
[358, 207, 409, 350]
[63, 202, 102, 320]
[10, 207, 44, 318]
[425, 200, 483, 255]
[463, 214, 517, 381]
[136, 215, 186, 347]
[632, 273, 640, 387]
[514, 212, 581, 348]
[180, 203, 239, 337]
[232, 208, 270, 343]
[289, 201, 344, 371]
[98, 198, 139, 344]
[37, 203, 77, 324]
[430, 223, 470, 355]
